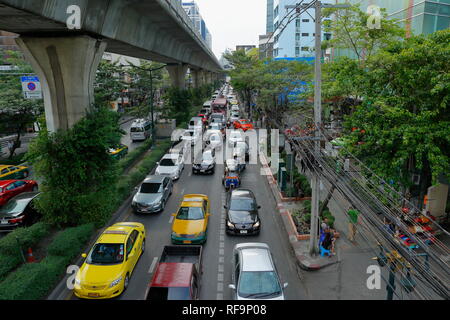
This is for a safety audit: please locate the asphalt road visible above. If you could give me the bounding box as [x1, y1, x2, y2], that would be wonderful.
[117, 161, 307, 300]
[53, 145, 307, 300]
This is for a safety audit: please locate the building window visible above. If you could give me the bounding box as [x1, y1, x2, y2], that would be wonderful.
[274, 5, 279, 17]
[295, 33, 300, 41]
[302, 33, 309, 37]
[301, 47, 309, 51]
[302, 19, 309, 22]
[295, 19, 300, 28]
[295, 47, 300, 56]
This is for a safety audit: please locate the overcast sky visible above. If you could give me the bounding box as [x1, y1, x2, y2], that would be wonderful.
[194, 0, 267, 59]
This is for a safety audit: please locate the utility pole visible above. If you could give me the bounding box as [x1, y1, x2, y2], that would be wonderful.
[286, 1, 350, 255]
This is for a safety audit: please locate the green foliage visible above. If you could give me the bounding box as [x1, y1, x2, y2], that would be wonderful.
[0, 222, 51, 256]
[342, 30, 450, 187]
[0, 255, 67, 300]
[322, 3, 405, 62]
[26, 107, 123, 227]
[163, 87, 193, 125]
[0, 254, 22, 282]
[47, 224, 95, 260]
[117, 138, 153, 172]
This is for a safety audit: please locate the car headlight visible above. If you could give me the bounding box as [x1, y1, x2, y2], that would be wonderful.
[109, 276, 123, 288]
[75, 278, 81, 285]
[227, 221, 235, 228]
[172, 231, 181, 238]
[253, 221, 260, 228]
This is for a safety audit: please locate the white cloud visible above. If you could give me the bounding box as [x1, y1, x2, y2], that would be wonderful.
[194, 0, 267, 59]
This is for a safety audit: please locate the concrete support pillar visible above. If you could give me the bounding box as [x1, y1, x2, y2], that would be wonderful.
[166, 64, 188, 89]
[190, 69, 202, 88]
[16, 36, 106, 132]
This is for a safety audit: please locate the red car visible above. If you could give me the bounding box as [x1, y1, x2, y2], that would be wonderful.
[233, 119, 254, 132]
[198, 113, 208, 124]
[0, 180, 38, 206]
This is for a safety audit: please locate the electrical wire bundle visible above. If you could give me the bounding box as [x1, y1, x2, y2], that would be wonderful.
[279, 120, 450, 299]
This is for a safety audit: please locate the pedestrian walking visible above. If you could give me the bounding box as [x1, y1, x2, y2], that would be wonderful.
[347, 207, 359, 242]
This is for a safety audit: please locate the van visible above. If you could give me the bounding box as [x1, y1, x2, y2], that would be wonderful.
[189, 117, 203, 132]
[130, 118, 152, 142]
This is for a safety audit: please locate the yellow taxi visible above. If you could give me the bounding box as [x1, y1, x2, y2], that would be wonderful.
[73, 222, 146, 299]
[108, 144, 128, 160]
[0, 165, 30, 180]
[171, 194, 211, 244]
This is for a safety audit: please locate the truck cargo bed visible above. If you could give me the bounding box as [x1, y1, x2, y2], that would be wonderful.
[160, 245, 202, 264]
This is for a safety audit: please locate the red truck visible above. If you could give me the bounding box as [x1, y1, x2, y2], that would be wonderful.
[145, 245, 202, 300]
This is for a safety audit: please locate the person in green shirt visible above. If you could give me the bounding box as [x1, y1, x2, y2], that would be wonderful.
[347, 207, 359, 242]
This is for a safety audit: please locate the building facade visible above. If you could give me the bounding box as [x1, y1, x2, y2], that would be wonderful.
[337, 0, 450, 36]
[259, 33, 274, 59]
[272, 0, 333, 58]
[267, 0, 275, 33]
[236, 45, 257, 53]
[180, 1, 213, 49]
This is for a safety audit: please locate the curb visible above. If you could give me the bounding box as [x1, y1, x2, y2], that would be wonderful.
[260, 152, 338, 271]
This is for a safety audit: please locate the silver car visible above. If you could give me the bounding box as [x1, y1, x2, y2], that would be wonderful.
[229, 243, 288, 300]
[132, 175, 173, 213]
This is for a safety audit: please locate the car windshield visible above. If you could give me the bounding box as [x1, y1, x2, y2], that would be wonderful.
[203, 152, 213, 161]
[229, 211, 255, 223]
[176, 207, 204, 220]
[240, 120, 250, 124]
[87, 243, 124, 265]
[238, 271, 282, 298]
[230, 198, 255, 211]
[160, 158, 177, 166]
[140, 183, 161, 194]
[184, 131, 194, 137]
[231, 132, 241, 139]
[210, 135, 220, 141]
[131, 127, 144, 132]
[0, 198, 29, 216]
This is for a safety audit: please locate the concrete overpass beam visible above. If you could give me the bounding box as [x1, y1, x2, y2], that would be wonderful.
[16, 36, 106, 132]
[166, 64, 188, 89]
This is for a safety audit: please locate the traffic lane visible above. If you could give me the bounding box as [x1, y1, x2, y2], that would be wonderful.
[120, 162, 224, 300]
[221, 163, 308, 300]
[120, 118, 144, 152]
[118, 165, 190, 300]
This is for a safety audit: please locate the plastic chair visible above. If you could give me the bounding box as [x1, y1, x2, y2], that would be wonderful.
[320, 245, 331, 257]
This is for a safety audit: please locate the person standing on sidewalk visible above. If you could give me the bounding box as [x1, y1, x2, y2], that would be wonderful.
[347, 207, 360, 242]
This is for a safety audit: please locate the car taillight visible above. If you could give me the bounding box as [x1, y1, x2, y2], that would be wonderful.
[9, 216, 24, 224]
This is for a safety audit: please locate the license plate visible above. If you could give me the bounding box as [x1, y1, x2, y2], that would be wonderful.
[240, 230, 248, 234]
[200, 170, 205, 173]
[1, 220, 8, 225]
[88, 293, 99, 297]
[183, 240, 192, 244]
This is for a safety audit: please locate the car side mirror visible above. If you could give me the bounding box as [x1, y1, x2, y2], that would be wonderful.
[257, 205, 261, 209]
[156, 162, 160, 165]
[283, 282, 289, 288]
[81, 253, 87, 258]
[224, 205, 227, 209]
[228, 284, 236, 290]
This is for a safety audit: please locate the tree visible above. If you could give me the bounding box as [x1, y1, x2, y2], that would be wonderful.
[26, 106, 123, 227]
[0, 49, 44, 158]
[322, 4, 405, 63]
[342, 30, 450, 205]
[94, 60, 126, 108]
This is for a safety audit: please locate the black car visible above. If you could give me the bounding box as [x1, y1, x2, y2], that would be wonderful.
[224, 189, 261, 236]
[192, 149, 216, 175]
[0, 192, 41, 232]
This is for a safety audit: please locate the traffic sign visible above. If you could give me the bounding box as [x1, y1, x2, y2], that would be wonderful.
[20, 76, 42, 99]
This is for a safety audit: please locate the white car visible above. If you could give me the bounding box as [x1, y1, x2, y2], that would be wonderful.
[231, 105, 240, 112]
[155, 153, 184, 180]
[228, 130, 244, 147]
[181, 129, 201, 146]
[229, 243, 288, 300]
[205, 130, 223, 149]
[230, 112, 240, 123]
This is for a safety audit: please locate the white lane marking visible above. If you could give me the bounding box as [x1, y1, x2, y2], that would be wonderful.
[219, 242, 224, 249]
[181, 188, 185, 194]
[169, 215, 174, 224]
[218, 273, 224, 282]
[219, 256, 224, 263]
[148, 257, 158, 274]
[219, 235, 225, 242]
[217, 282, 224, 292]
[217, 293, 223, 300]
